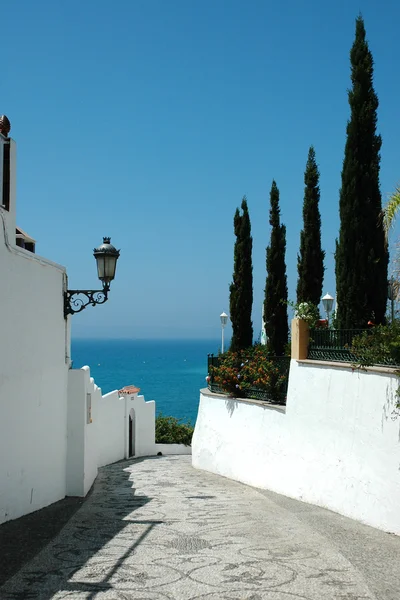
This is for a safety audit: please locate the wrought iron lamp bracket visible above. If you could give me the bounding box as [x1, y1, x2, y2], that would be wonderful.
[64, 283, 110, 317]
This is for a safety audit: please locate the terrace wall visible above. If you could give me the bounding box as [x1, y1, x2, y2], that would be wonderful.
[193, 324, 400, 534]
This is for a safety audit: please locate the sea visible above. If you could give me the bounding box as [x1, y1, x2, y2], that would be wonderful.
[71, 339, 221, 425]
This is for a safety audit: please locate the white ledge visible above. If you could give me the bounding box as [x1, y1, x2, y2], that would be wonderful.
[1, 208, 66, 272]
[200, 388, 286, 414]
[297, 359, 399, 375]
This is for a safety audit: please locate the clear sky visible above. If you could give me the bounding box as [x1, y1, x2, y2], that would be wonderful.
[3, 1, 400, 339]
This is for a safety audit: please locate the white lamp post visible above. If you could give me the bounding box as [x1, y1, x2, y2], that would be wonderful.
[322, 293, 334, 326]
[388, 278, 396, 322]
[220, 312, 228, 353]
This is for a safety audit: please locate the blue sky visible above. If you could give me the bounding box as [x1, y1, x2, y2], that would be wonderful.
[3, 1, 400, 339]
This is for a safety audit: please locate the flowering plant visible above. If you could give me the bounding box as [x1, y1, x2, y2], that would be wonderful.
[291, 301, 320, 326]
[210, 345, 288, 402]
[210, 350, 243, 396]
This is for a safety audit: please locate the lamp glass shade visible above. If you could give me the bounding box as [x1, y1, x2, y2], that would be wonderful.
[322, 293, 334, 314]
[96, 255, 106, 281]
[93, 237, 120, 284]
[96, 254, 118, 283]
[220, 312, 228, 327]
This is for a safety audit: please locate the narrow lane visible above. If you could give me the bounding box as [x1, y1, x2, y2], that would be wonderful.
[0, 455, 398, 599]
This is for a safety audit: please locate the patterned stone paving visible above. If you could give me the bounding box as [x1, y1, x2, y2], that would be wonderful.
[0, 456, 382, 599]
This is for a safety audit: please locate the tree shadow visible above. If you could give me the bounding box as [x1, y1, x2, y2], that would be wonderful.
[380, 373, 400, 441]
[225, 397, 239, 416]
[0, 457, 164, 600]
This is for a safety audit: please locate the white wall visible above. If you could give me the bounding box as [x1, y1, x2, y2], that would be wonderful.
[155, 443, 192, 455]
[66, 367, 101, 497]
[66, 366, 157, 498]
[66, 369, 86, 496]
[84, 373, 100, 495]
[97, 390, 126, 468]
[192, 360, 400, 535]
[125, 393, 156, 458]
[0, 206, 69, 524]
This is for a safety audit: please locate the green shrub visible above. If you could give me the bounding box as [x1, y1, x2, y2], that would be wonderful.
[351, 322, 400, 410]
[351, 322, 400, 367]
[155, 414, 193, 446]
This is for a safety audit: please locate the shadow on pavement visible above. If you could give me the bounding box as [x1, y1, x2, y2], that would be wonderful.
[0, 496, 85, 586]
[0, 457, 162, 600]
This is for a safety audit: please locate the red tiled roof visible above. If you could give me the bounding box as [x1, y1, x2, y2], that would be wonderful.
[118, 385, 140, 395]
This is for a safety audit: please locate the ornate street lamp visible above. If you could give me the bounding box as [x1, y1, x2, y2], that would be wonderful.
[322, 293, 334, 326]
[220, 312, 228, 353]
[64, 237, 120, 317]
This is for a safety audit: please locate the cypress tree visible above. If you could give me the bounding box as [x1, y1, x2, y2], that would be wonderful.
[297, 146, 325, 306]
[335, 15, 388, 328]
[229, 197, 253, 351]
[264, 181, 288, 356]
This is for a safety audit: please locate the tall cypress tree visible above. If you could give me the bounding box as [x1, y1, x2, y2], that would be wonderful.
[264, 181, 288, 356]
[335, 15, 388, 328]
[229, 197, 253, 351]
[297, 146, 325, 306]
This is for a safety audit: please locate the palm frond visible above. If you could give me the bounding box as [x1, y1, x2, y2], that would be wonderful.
[381, 186, 400, 241]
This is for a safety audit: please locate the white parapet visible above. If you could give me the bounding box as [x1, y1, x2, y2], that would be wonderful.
[155, 443, 192, 455]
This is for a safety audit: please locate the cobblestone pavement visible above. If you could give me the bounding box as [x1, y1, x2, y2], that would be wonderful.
[1, 455, 399, 599]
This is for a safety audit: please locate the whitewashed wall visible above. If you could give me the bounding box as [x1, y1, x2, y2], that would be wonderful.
[84, 373, 100, 494]
[125, 393, 156, 458]
[97, 390, 126, 468]
[66, 367, 100, 496]
[0, 205, 69, 524]
[155, 443, 192, 455]
[192, 360, 400, 535]
[67, 366, 156, 497]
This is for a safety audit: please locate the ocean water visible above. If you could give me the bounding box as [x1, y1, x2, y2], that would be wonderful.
[71, 339, 220, 424]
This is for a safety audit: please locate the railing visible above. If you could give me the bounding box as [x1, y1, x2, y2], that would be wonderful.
[207, 354, 290, 405]
[308, 329, 365, 362]
[308, 328, 398, 366]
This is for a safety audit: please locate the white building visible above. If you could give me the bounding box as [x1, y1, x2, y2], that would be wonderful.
[0, 117, 155, 524]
